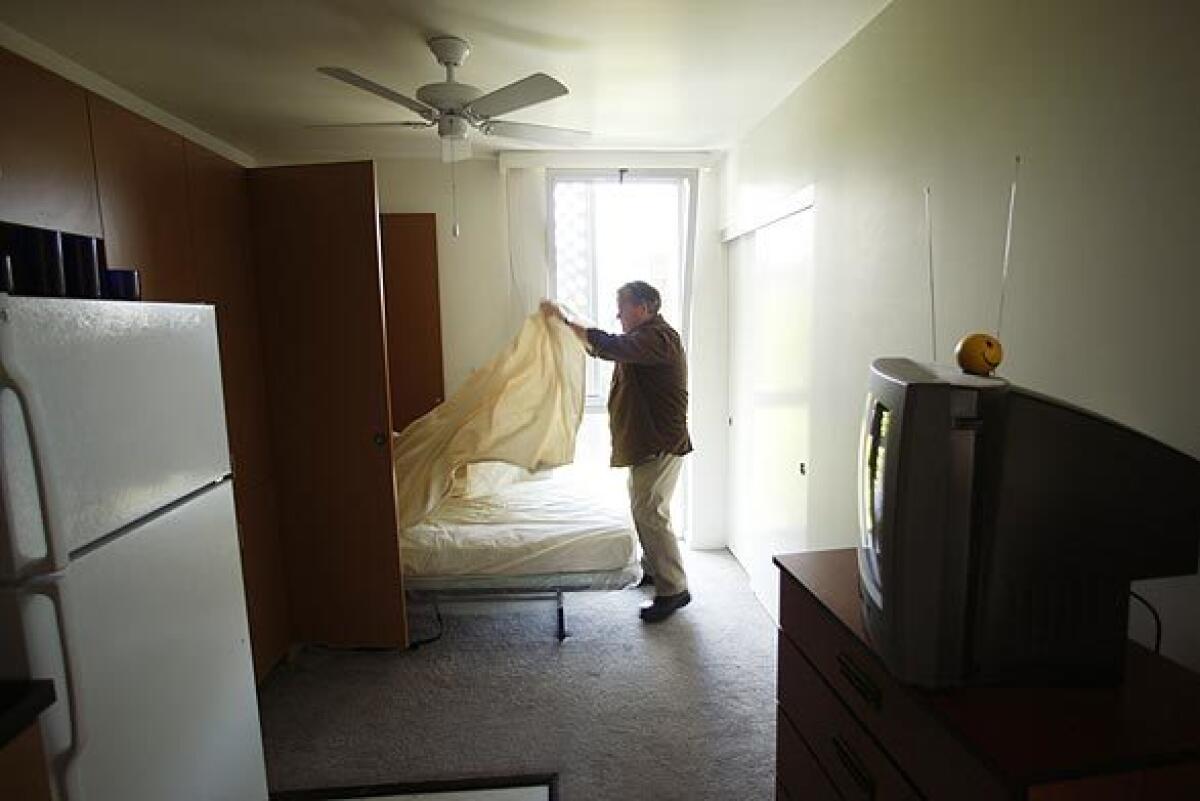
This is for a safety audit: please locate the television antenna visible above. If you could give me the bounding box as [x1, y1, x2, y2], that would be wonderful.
[924, 186, 937, 362]
[996, 155, 1022, 339]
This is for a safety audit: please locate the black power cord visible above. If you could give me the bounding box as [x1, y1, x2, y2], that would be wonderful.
[407, 594, 445, 651]
[311, 596, 445, 654]
[1129, 590, 1162, 654]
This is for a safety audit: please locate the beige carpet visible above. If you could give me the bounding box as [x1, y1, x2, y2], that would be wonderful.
[258, 549, 777, 800]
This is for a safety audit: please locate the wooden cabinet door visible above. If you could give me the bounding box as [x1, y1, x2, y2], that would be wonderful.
[0, 48, 101, 236]
[88, 94, 193, 300]
[380, 213, 444, 431]
[249, 162, 406, 647]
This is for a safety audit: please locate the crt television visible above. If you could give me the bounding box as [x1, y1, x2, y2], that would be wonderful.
[858, 358, 1200, 688]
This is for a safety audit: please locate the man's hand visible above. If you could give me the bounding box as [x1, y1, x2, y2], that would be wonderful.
[539, 300, 565, 322]
[540, 299, 590, 347]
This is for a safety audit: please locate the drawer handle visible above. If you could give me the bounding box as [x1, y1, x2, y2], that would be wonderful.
[831, 734, 877, 799]
[837, 652, 883, 710]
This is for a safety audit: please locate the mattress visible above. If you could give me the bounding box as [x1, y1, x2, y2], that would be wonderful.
[400, 475, 637, 578]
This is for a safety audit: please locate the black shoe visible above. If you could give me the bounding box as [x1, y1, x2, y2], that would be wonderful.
[639, 590, 691, 622]
[637, 573, 655, 588]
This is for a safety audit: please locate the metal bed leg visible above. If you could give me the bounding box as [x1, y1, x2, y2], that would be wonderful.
[556, 591, 568, 641]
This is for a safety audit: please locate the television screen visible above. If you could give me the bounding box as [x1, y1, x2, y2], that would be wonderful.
[859, 401, 892, 610]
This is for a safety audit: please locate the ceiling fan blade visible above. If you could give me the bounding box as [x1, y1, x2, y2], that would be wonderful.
[306, 121, 434, 129]
[441, 138, 472, 163]
[464, 73, 568, 120]
[317, 67, 435, 119]
[481, 120, 590, 146]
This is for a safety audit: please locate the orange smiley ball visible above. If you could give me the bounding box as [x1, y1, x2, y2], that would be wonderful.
[955, 333, 1004, 376]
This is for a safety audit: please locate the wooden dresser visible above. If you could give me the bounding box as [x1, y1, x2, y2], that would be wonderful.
[0, 681, 55, 800]
[774, 549, 1200, 800]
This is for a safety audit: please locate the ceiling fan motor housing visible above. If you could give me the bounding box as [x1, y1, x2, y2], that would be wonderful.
[416, 81, 483, 112]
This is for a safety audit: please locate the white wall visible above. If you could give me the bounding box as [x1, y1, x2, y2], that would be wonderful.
[723, 0, 1200, 668]
[375, 158, 513, 395]
[684, 168, 729, 550]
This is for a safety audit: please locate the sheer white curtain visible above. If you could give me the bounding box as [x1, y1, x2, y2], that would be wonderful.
[504, 166, 550, 331]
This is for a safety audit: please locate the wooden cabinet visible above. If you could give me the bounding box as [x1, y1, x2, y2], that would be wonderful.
[380, 213, 444, 432]
[0, 47, 289, 680]
[774, 550, 1200, 800]
[232, 478, 291, 679]
[88, 94, 193, 300]
[778, 633, 920, 799]
[777, 705, 840, 801]
[0, 681, 55, 801]
[184, 141, 290, 680]
[0, 48, 101, 236]
[184, 143, 274, 487]
[0, 725, 52, 801]
[249, 161, 407, 648]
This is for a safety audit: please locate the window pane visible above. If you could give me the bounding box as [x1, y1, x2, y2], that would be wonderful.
[591, 181, 684, 402]
[551, 182, 594, 322]
[594, 181, 683, 327]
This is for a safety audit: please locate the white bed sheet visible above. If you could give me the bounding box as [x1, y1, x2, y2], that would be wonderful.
[400, 475, 636, 578]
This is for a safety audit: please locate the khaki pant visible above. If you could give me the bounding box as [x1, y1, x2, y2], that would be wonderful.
[628, 454, 687, 596]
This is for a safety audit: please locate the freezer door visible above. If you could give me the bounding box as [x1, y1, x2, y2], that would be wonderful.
[0, 295, 231, 566]
[19, 480, 267, 800]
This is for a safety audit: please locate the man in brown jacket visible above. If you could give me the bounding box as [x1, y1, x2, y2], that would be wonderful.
[541, 281, 693, 622]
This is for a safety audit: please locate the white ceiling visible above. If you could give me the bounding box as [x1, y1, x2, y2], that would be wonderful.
[0, 0, 889, 165]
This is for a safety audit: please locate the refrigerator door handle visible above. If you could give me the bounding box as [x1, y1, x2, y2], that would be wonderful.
[0, 385, 67, 576]
[25, 574, 86, 801]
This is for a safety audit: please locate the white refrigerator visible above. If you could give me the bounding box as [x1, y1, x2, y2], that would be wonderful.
[0, 294, 269, 800]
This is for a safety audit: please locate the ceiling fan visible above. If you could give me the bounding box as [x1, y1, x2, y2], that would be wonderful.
[317, 35, 589, 161]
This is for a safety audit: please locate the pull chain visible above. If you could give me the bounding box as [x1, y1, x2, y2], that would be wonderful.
[450, 152, 461, 238]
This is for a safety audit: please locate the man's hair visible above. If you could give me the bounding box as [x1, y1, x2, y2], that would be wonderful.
[619, 281, 662, 315]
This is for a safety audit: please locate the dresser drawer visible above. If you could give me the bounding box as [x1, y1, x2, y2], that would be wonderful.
[779, 572, 1004, 801]
[777, 705, 840, 801]
[779, 634, 921, 800]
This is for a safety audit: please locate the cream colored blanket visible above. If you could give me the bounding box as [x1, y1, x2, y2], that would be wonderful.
[391, 313, 587, 529]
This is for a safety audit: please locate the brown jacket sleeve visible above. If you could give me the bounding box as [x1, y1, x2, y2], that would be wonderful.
[586, 324, 674, 365]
